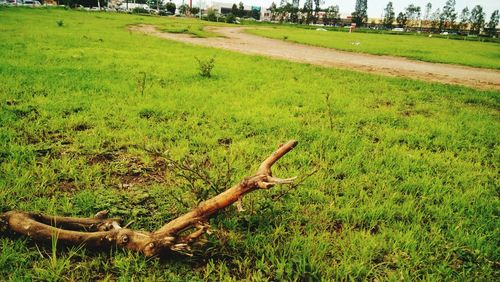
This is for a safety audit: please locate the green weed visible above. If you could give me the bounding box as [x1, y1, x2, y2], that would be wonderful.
[195, 56, 216, 78]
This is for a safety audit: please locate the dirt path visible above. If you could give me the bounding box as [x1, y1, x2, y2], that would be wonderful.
[130, 25, 500, 91]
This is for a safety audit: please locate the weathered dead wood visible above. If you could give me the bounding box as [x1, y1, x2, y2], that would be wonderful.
[1, 140, 298, 256]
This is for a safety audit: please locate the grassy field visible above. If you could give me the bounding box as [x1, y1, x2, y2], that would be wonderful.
[1, 7, 499, 281]
[246, 26, 500, 69]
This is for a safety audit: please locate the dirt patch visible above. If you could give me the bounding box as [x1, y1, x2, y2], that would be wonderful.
[110, 155, 167, 188]
[73, 122, 92, 131]
[217, 137, 232, 147]
[86, 151, 168, 188]
[59, 180, 77, 193]
[328, 220, 344, 234]
[129, 24, 500, 91]
[88, 152, 116, 165]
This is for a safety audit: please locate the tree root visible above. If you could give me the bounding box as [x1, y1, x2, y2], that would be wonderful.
[1, 140, 299, 257]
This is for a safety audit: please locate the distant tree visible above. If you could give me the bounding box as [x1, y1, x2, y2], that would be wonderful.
[313, 0, 322, 24]
[396, 11, 408, 28]
[226, 13, 236, 23]
[165, 1, 175, 14]
[190, 6, 200, 15]
[404, 4, 421, 28]
[351, 0, 368, 27]
[302, 0, 313, 24]
[459, 7, 470, 31]
[439, 9, 447, 31]
[486, 10, 499, 37]
[470, 5, 485, 35]
[284, 2, 293, 22]
[278, 0, 292, 23]
[430, 8, 441, 32]
[269, 2, 278, 21]
[423, 2, 432, 20]
[290, 0, 300, 23]
[238, 1, 245, 17]
[441, 0, 457, 29]
[322, 12, 327, 25]
[190, 7, 200, 15]
[178, 3, 189, 15]
[322, 5, 339, 26]
[383, 2, 395, 28]
[207, 8, 217, 21]
[231, 3, 238, 16]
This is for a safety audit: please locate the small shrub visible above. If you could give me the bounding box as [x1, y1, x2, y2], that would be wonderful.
[283, 35, 288, 40]
[226, 13, 236, 24]
[165, 2, 176, 14]
[56, 20, 64, 27]
[207, 9, 217, 22]
[195, 56, 215, 78]
[190, 7, 200, 14]
[132, 7, 149, 14]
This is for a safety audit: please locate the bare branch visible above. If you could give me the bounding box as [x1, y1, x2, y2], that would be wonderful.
[257, 140, 298, 175]
[1, 140, 299, 257]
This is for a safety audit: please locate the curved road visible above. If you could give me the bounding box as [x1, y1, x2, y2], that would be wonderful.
[130, 25, 500, 91]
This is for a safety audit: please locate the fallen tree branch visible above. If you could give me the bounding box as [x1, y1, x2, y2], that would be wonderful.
[1, 140, 299, 257]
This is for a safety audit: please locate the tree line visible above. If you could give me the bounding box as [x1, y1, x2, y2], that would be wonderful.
[268, 0, 341, 25]
[267, 0, 499, 36]
[383, 0, 499, 36]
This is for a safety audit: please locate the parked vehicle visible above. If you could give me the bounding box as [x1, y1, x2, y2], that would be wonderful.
[158, 10, 173, 16]
[4, 0, 41, 5]
[117, 3, 150, 12]
[22, 0, 41, 6]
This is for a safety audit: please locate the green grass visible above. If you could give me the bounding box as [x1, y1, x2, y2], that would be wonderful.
[246, 26, 500, 69]
[158, 19, 225, 38]
[1, 6, 499, 280]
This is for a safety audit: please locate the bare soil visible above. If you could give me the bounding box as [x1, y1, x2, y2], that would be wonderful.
[130, 25, 500, 91]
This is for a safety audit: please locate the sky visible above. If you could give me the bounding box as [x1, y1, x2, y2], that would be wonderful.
[182, 0, 500, 18]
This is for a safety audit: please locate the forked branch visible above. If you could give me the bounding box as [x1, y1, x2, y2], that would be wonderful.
[1, 140, 299, 256]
